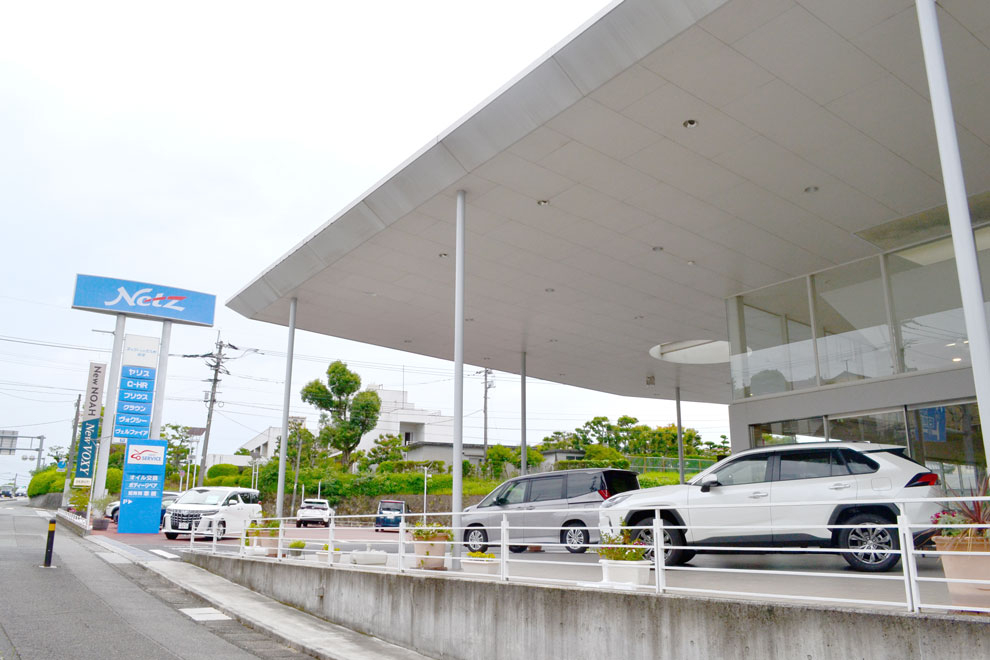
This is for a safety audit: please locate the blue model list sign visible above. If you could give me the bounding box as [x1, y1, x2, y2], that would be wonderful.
[117, 439, 168, 534]
[72, 274, 216, 327]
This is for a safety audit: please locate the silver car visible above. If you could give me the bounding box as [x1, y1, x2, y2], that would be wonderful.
[461, 468, 640, 554]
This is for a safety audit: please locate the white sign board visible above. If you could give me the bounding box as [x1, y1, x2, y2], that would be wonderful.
[0, 429, 17, 456]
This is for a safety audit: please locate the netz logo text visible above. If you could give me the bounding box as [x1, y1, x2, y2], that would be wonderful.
[105, 287, 187, 311]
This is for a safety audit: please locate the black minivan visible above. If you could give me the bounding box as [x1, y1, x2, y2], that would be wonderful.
[461, 468, 639, 554]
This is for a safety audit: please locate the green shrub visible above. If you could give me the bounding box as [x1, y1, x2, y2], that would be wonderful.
[555, 458, 630, 470]
[378, 460, 445, 474]
[27, 469, 62, 498]
[207, 463, 240, 479]
[637, 471, 681, 488]
[238, 472, 253, 488]
[105, 467, 123, 495]
[221, 475, 240, 487]
[204, 477, 224, 487]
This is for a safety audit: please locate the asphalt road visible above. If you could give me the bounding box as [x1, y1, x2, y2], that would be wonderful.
[0, 499, 312, 660]
[88, 516, 954, 612]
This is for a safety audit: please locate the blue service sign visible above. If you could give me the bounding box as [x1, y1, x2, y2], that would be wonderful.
[119, 401, 152, 415]
[118, 439, 168, 534]
[120, 390, 153, 403]
[73, 274, 215, 326]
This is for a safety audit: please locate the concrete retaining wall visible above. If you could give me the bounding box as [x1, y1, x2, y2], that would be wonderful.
[186, 554, 988, 660]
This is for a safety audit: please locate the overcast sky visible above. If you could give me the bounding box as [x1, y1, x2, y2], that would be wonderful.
[0, 0, 729, 488]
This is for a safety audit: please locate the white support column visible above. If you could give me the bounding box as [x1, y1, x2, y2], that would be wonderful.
[276, 297, 298, 519]
[915, 0, 990, 470]
[452, 190, 466, 560]
[520, 351, 527, 476]
[676, 386, 685, 485]
[92, 314, 125, 501]
[150, 320, 171, 441]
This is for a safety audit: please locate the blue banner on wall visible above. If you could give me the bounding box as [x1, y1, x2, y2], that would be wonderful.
[72, 274, 216, 327]
[920, 407, 947, 443]
[118, 439, 168, 534]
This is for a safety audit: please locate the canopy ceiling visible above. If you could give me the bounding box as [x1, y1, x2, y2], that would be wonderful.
[229, 0, 990, 404]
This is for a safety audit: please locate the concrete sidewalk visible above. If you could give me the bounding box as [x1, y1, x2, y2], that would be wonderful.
[139, 554, 433, 660]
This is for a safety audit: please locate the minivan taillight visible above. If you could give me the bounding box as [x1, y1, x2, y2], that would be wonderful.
[598, 488, 611, 500]
[905, 472, 939, 488]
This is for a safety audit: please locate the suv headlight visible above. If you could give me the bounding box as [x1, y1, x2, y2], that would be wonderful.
[199, 509, 220, 517]
[601, 493, 633, 509]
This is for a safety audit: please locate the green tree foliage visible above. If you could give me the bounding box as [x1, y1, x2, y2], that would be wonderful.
[366, 434, 405, 467]
[105, 467, 123, 495]
[27, 468, 61, 497]
[234, 448, 251, 456]
[107, 443, 126, 470]
[483, 445, 516, 480]
[207, 463, 240, 479]
[301, 361, 381, 470]
[544, 416, 709, 457]
[161, 424, 193, 476]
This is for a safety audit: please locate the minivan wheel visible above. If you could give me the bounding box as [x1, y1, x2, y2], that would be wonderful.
[561, 523, 589, 553]
[635, 517, 692, 565]
[839, 513, 900, 572]
[464, 526, 489, 553]
[508, 545, 527, 553]
[165, 532, 179, 540]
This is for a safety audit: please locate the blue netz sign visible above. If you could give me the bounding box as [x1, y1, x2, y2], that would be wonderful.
[118, 439, 168, 534]
[72, 274, 215, 326]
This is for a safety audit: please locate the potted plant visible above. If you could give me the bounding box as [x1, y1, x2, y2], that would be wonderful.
[596, 527, 651, 586]
[288, 540, 306, 558]
[90, 494, 114, 531]
[411, 521, 452, 569]
[931, 475, 989, 608]
[462, 551, 498, 575]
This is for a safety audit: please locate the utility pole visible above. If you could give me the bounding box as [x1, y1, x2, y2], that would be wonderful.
[61, 395, 82, 506]
[482, 368, 493, 457]
[198, 337, 228, 487]
[290, 421, 304, 513]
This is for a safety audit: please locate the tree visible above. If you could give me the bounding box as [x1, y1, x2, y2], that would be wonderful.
[300, 360, 382, 470]
[161, 424, 192, 476]
[46, 445, 68, 465]
[366, 433, 405, 468]
[483, 445, 516, 480]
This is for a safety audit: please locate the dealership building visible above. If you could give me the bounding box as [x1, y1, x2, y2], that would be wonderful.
[230, 0, 990, 494]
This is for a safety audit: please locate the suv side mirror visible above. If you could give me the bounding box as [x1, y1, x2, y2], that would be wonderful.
[699, 474, 720, 493]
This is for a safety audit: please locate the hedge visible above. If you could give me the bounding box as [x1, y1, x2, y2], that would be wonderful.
[207, 463, 241, 479]
[378, 460, 446, 474]
[27, 469, 63, 498]
[554, 458, 630, 470]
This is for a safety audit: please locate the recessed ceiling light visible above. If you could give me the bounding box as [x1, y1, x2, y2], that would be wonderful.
[952, 357, 963, 362]
[548, 338, 558, 343]
[804, 186, 819, 193]
[651, 246, 664, 253]
[558, 373, 566, 377]
[633, 315, 645, 320]
[964, 340, 969, 344]
[536, 199, 550, 207]
[682, 119, 698, 128]
[483, 357, 490, 361]
[687, 260, 696, 266]
[545, 287, 555, 293]
[465, 317, 475, 322]
[947, 342, 957, 347]
[438, 252, 449, 258]
[403, 339, 412, 344]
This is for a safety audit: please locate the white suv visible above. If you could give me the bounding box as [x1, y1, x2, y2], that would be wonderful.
[599, 442, 942, 572]
[295, 498, 332, 527]
[163, 487, 262, 540]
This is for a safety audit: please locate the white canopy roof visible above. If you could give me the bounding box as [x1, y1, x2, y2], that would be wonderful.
[229, 0, 990, 404]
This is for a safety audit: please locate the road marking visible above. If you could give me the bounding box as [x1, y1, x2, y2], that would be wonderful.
[149, 549, 180, 560]
[179, 607, 230, 621]
[96, 551, 132, 565]
[35, 509, 54, 518]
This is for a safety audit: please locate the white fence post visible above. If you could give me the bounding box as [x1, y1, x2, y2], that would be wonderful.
[278, 518, 285, 561]
[211, 519, 218, 554]
[653, 512, 666, 595]
[239, 525, 246, 557]
[327, 513, 335, 566]
[398, 517, 407, 573]
[500, 514, 509, 582]
[897, 511, 920, 612]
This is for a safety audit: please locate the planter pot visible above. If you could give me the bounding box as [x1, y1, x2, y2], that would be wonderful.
[244, 545, 268, 557]
[462, 558, 499, 575]
[600, 559, 652, 586]
[352, 549, 387, 565]
[934, 536, 990, 609]
[91, 517, 110, 531]
[288, 548, 304, 558]
[413, 538, 450, 569]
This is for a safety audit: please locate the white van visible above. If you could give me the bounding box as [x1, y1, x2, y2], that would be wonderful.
[162, 487, 262, 540]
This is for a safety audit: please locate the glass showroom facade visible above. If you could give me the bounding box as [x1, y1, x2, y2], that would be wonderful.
[727, 227, 990, 489]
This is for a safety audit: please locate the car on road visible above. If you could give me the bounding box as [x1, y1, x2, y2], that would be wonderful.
[462, 468, 640, 554]
[15, 486, 27, 497]
[162, 487, 262, 540]
[0, 487, 14, 498]
[295, 498, 332, 527]
[599, 442, 943, 572]
[374, 499, 407, 531]
[108, 491, 180, 523]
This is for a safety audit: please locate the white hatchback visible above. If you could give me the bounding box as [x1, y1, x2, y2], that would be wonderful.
[163, 487, 262, 540]
[599, 442, 942, 572]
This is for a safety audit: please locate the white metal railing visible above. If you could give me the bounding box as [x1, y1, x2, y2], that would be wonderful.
[180, 493, 989, 615]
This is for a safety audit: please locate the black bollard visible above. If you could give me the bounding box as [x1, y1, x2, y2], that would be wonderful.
[44, 518, 56, 567]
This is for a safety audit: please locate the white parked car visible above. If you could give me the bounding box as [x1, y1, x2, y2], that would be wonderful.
[599, 442, 942, 572]
[295, 498, 332, 527]
[162, 487, 262, 540]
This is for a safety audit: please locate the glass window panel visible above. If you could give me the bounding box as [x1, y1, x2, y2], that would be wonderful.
[908, 402, 986, 493]
[751, 417, 826, 447]
[730, 278, 816, 399]
[827, 410, 907, 446]
[813, 258, 894, 385]
[528, 476, 564, 502]
[888, 227, 990, 372]
[778, 449, 839, 481]
[713, 455, 770, 485]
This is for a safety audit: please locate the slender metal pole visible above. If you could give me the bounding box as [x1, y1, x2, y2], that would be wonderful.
[676, 386, 685, 484]
[92, 314, 125, 501]
[915, 0, 990, 471]
[150, 320, 172, 440]
[520, 352, 527, 476]
[276, 297, 298, 519]
[43, 518, 56, 568]
[452, 190, 466, 561]
[198, 340, 222, 487]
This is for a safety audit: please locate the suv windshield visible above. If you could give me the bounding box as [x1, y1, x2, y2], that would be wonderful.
[175, 489, 227, 506]
[380, 502, 404, 512]
[303, 501, 328, 509]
